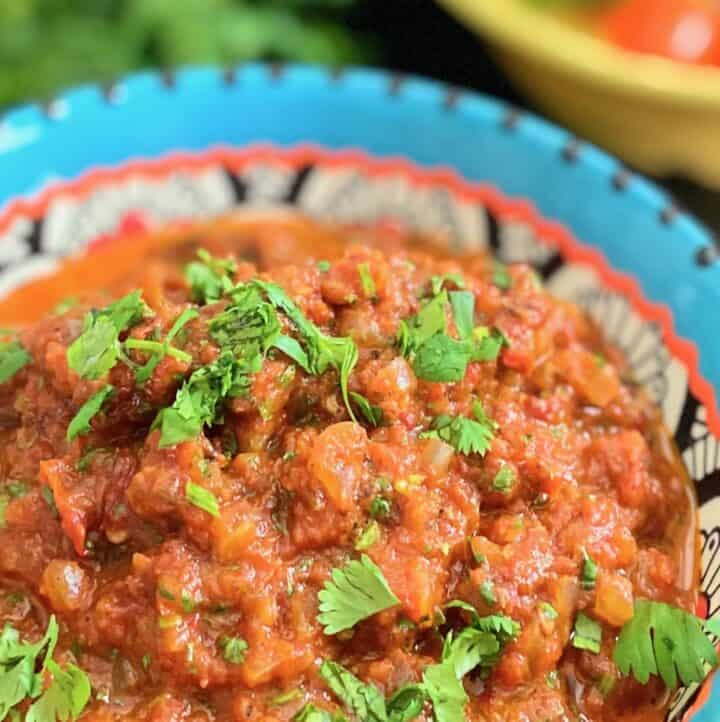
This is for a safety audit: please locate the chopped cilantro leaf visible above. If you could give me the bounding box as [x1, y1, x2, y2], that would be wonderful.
[614, 600, 720, 688]
[355, 521, 381, 551]
[0, 341, 30, 384]
[492, 263, 512, 291]
[369, 497, 392, 519]
[158, 586, 175, 601]
[67, 385, 114, 442]
[66, 317, 118, 380]
[350, 392, 384, 428]
[274, 334, 311, 372]
[423, 661, 467, 722]
[357, 263, 377, 300]
[480, 581, 497, 607]
[442, 625, 499, 679]
[470, 327, 508, 362]
[449, 291, 474, 339]
[131, 307, 198, 384]
[412, 334, 475, 383]
[180, 592, 196, 613]
[430, 273, 465, 296]
[396, 292, 448, 358]
[319, 661, 387, 722]
[67, 291, 149, 379]
[185, 249, 236, 304]
[209, 285, 280, 353]
[540, 602, 559, 621]
[271, 689, 302, 706]
[492, 465, 515, 493]
[41, 487, 58, 518]
[294, 704, 347, 722]
[386, 684, 427, 722]
[155, 349, 259, 447]
[26, 660, 91, 722]
[421, 401, 496, 457]
[580, 550, 598, 591]
[52, 297, 79, 315]
[318, 555, 400, 635]
[316, 260, 332, 273]
[186, 481, 220, 518]
[398, 290, 505, 383]
[0, 616, 90, 722]
[572, 613, 602, 654]
[219, 636, 248, 665]
[250, 280, 359, 422]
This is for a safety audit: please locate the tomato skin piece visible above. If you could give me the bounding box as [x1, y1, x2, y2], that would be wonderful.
[600, 0, 720, 66]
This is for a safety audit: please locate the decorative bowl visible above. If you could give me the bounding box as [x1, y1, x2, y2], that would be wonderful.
[438, 0, 720, 189]
[0, 64, 718, 720]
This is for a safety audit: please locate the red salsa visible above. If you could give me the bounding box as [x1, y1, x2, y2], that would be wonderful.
[0, 214, 709, 722]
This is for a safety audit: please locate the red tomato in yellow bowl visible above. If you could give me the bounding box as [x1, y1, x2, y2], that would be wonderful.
[600, 0, 720, 65]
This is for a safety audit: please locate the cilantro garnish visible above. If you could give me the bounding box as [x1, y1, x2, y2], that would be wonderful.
[66, 291, 149, 379]
[614, 600, 720, 688]
[129, 307, 198, 384]
[294, 704, 347, 722]
[421, 401, 497, 457]
[443, 600, 521, 648]
[26, 660, 91, 722]
[350, 392, 384, 428]
[572, 613, 602, 654]
[397, 290, 506, 383]
[422, 662, 467, 722]
[492, 263, 512, 291]
[319, 661, 387, 722]
[186, 481, 220, 518]
[430, 273, 465, 296]
[317, 554, 400, 635]
[369, 497, 392, 519]
[580, 550, 598, 591]
[355, 521, 381, 551]
[208, 285, 280, 353]
[52, 297, 78, 315]
[491, 465, 515, 493]
[249, 280, 359, 421]
[186, 249, 236, 304]
[540, 602, 559, 621]
[155, 349, 260, 447]
[319, 661, 429, 722]
[0, 340, 30, 384]
[66, 385, 114, 441]
[357, 263, 377, 300]
[0, 616, 90, 722]
[397, 292, 448, 360]
[480, 581, 497, 607]
[412, 334, 476, 384]
[448, 291, 474, 339]
[219, 636, 248, 665]
[318, 601, 519, 722]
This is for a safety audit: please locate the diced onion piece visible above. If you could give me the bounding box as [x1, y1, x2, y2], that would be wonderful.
[422, 438, 455, 477]
[593, 572, 634, 627]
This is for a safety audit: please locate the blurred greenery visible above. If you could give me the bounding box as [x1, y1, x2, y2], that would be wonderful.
[0, 0, 374, 107]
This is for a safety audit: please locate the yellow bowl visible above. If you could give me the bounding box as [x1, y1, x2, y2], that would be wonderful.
[439, 0, 720, 188]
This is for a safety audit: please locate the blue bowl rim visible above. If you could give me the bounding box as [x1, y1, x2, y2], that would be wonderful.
[0, 62, 719, 720]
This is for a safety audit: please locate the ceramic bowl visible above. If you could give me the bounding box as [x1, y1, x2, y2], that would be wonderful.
[439, 0, 720, 189]
[0, 64, 718, 720]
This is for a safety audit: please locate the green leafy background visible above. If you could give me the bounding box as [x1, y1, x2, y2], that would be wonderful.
[0, 0, 373, 107]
